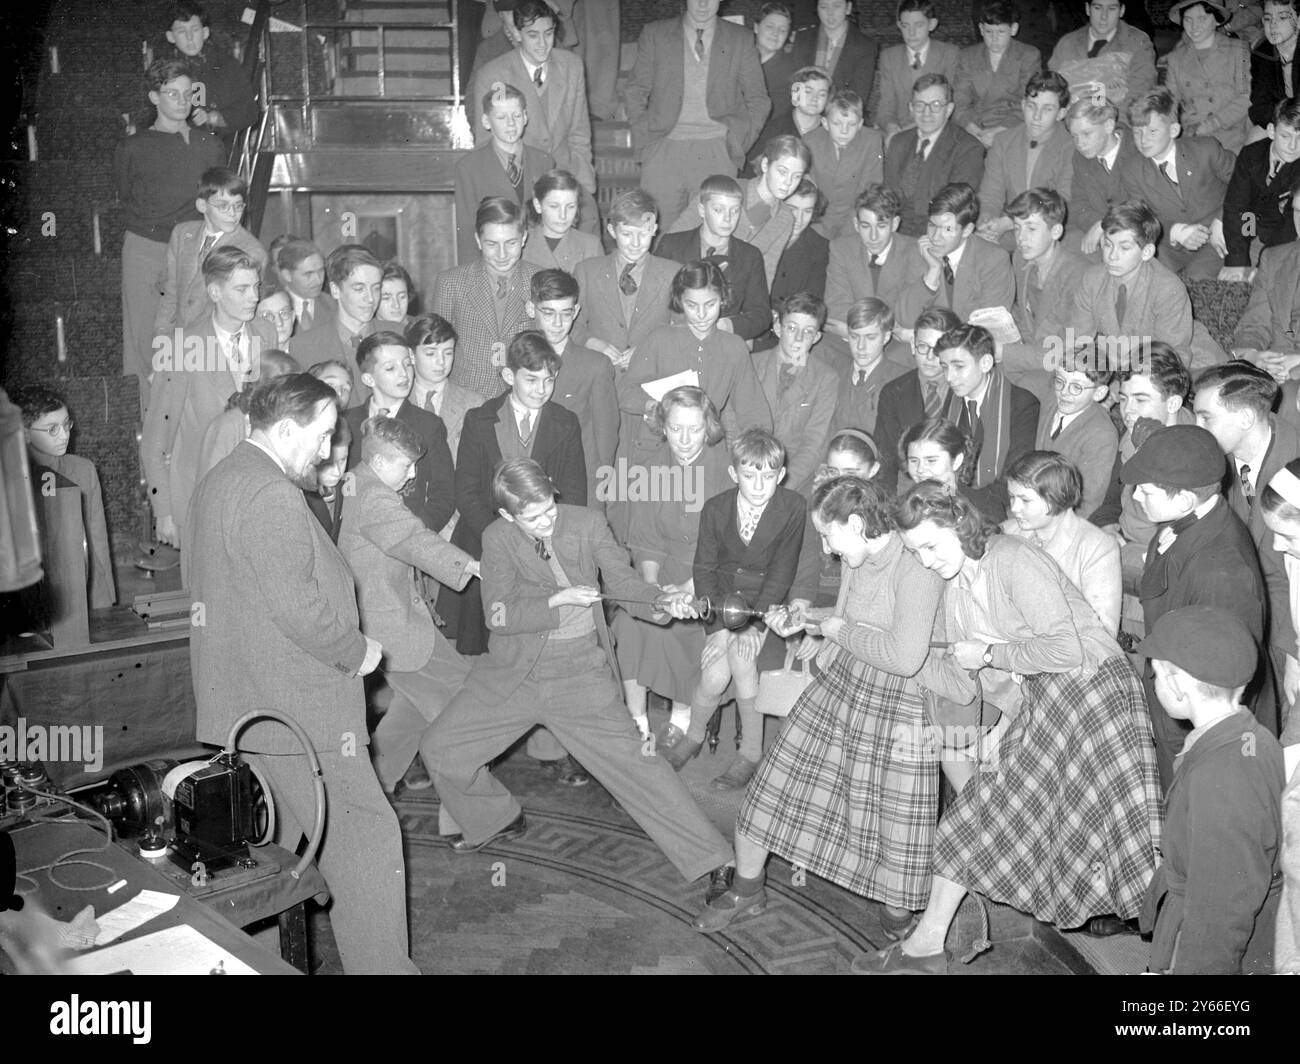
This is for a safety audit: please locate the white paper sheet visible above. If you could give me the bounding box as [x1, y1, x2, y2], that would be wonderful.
[967, 306, 1022, 345]
[93, 889, 179, 946]
[641, 370, 700, 402]
[69, 923, 259, 975]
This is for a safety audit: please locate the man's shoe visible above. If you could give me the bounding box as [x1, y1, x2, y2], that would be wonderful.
[1081, 915, 1140, 938]
[662, 735, 703, 771]
[656, 723, 688, 752]
[705, 865, 734, 904]
[849, 943, 948, 975]
[692, 885, 768, 933]
[448, 811, 528, 854]
[554, 755, 591, 787]
[710, 755, 759, 791]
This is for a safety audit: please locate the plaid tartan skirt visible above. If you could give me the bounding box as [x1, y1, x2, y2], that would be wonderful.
[932, 655, 1163, 928]
[736, 645, 940, 909]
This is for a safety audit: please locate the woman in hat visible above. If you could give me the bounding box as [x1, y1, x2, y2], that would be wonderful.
[853, 480, 1162, 974]
[1164, 0, 1252, 153]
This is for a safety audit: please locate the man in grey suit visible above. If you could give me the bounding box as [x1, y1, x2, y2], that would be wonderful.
[185, 373, 418, 974]
[624, 0, 771, 230]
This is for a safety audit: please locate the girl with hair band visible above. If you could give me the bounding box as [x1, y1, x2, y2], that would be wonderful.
[613, 386, 732, 744]
[694, 475, 976, 940]
[523, 169, 602, 272]
[852, 481, 1162, 974]
[1260, 459, 1300, 745]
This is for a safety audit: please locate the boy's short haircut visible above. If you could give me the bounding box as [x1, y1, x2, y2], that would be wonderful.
[198, 166, 247, 201]
[169, 1, 209, 26]
[530, 266, 580, 304]
[855, 182, 904, 222]
[361, 414, 425, 464]
[1025, 70, 1070, 109]
[247, 373, 337, 432]
[513, 0, 560, 32]
[779, 291, 828, 328]
[493, 456, 557, 514]
[405, 313, 457, 349]
[10, 383, 66, 426]
[1194, 362, 1280, 420]
[1059, 347, 1112, 386]
[827, 89, 865, 120]
[846, 296, 894, 334]
[607, 188, 658, 227]
[791, 65, 833, 89]
[928, 182, 980, 228]
[911, 72, 953, 102]
[356, 331, 411, 372]
[326, 243, 382, 287]
[761, 134, 814, 172]
[309, 358, 353, 382]
[146, 58, 191, 92]
[977, 0, 1019, 26]
[897, 0, 938, 18]
[1127, 87, 1177, 127]
[507, 330, 561, 374]
[260, 350, 301, 378]
[475, 196, 526, 235]
[699, 174, 744, 204]
[1275, 96, 1300, 130]
[731, 427, 786, 471]
[203, 245, 257, 286]
[1114, 341, 1191, 401]
[757, 2, 793, 22]
[1065, 97, 1119, 128]
[669, 259, 731, 314]
[276, 237, 321, 273]
[790, 177, 828, 220]
[1006, 187, 1068, 228]
[935, 322, 996, 362]
[481, 80, 528, 117]
[1101, 199, 1162, 247]
[381, 261, 413, 296]
[914, 306, 962, 335]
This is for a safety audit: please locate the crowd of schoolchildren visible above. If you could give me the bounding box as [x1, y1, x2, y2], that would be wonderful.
[16, 0, 1300, 975]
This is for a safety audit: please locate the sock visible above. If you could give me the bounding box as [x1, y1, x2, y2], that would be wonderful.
[732, 870, 765, 896]
[737, 698, 762, 761]
[687, 698, 717, 743]
[631, 714, 650, 740]
[669, 701, 692, 732]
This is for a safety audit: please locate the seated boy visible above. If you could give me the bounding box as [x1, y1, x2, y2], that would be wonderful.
[1065, 97, 1139, 257]
[1120, 87, 1235, 280]
[829, 297, 907, 440]
[163, 2, 258, 142]
[1250, 0, 1300, 134]
[1068, 199, 1228, 375]
[1232, 171, 1300, 384]
[1220, 98, 1300, 280]
[155, 165, 266, 337]
[806, 89, 885, 240]
[953, 0, 1043, 150]
[420, 457, 735, 893]
[1035, 349, 1118, 520]
[453, 81, 555, 264]
[937, 322, 1040, 520]
[877, 0, 961, 144]
[1047, 0, 1157, 118]
[526, 267, 618, 508]
[655, 175, 772, 342]
[785, 65, 833, 142]
[404, 313, 480, 463]
[1119, 423, 1268, 788]
[758, 292, 839, 494]
[663, 429, 806, 792]
[287, 243, 384, 398]
[344, 333, 457, 538]
[571, 189, 676, 370]
[1136, 605, 1285, 974]
[905, 181, 1016, 323]
[976, 72, 1076, 252]
[14, 384, 116, 609]
[338, 416, 478, 802]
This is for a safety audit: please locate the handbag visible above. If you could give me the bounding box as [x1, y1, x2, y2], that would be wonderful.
[756, 644, 814, 717]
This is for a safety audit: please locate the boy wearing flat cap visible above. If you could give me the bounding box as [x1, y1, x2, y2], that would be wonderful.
[1137, 606, 1285, 974]
[1121, 423, 1268, 789]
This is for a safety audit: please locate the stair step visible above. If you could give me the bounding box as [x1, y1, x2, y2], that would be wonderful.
[343, 54, 453, 75]
[592, 121, 632, 150]
[342, 1, 453, 22]
[340, 32, 453, 50]
[332, 75, 452, 97]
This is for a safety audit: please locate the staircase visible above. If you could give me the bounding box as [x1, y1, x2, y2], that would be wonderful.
[333, 0, 455, 98]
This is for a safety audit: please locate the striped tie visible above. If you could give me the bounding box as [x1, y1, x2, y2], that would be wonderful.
[923, 381, 942, 419]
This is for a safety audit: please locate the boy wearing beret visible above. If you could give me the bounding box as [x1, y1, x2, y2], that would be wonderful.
[1120, 423, 1268, 789]
[1137, 606, 1285, 974]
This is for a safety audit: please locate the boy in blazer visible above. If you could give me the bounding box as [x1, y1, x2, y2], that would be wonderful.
[287, 243, 383, 400]
[420, 456, 735, 895]
[1221, 100, 1300, 276]
[1250, 0, 1300, 131]
[805, 89, 885, 240]
[828, 297, 907, 442]
[1064, 97, 1140, 257]
[404, 313, 481, 464]
[1047, 0, 1157, 118]
[1137, 607, 1285, 974]
[790, 0, 878, 122]
[339, 417, 478, 800]
[665, 429, 806, 791]
[154, 166, 266, 337]
[877, 0, 961, 143]
[1035, 355, 1118, 520]
[953, 1, 1043, 148]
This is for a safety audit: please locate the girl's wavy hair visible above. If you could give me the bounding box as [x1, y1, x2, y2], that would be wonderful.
[894, 480, 998, 560]
[648, 385, 726, 446]
[812, 475, 895, 539]
[899, 416, 976, 488]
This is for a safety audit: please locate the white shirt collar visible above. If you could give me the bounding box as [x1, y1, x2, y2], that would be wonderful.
[1236, 428, 1272, 478]
[509, 394, 537, 424]
[1101, 134, 1123, 170]
[910, 42, 929, 65]
[945, 239, 968, 273]
[1152, 142, 1177, 173]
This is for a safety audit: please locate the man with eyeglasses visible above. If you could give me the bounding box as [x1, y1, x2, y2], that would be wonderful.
[162, 2, 259, 147]
[154, 166, 267, 340]
[882, 73, 985, 237]
[114, 59, 225, 395]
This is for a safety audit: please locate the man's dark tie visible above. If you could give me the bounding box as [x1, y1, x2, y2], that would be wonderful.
[534, 65, 545, 91]
[854, 368, 868, 386]
[941, 255, 955, 289]
[705, 244, 722, 260]
[300, 300, 314, 330]
[1241, 463, 1255, 499]
[695, 28, 705, 61]
[911, 50, 922, 70]
[506, 153, 521, 187]
[1050, 415, 1064, 440]
[1115, 283, 1127, 326]
[923, 380, 942, 418]
[1029, 139, 1039, 149]
[496, 274, 508, 299]
[199, 232, 218, 261]
[1087, 38, 1107, 58]
[534, 537, 551, 560]
[957, 397, 975, 437]
[868, 252, 882, 290]
[916, 137, 929, 161]
[618, 263, 638, 295]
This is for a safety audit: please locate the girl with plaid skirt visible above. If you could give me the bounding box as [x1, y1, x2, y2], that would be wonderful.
[854, 481, 1163, 975]
[693, 476, 977, 934]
